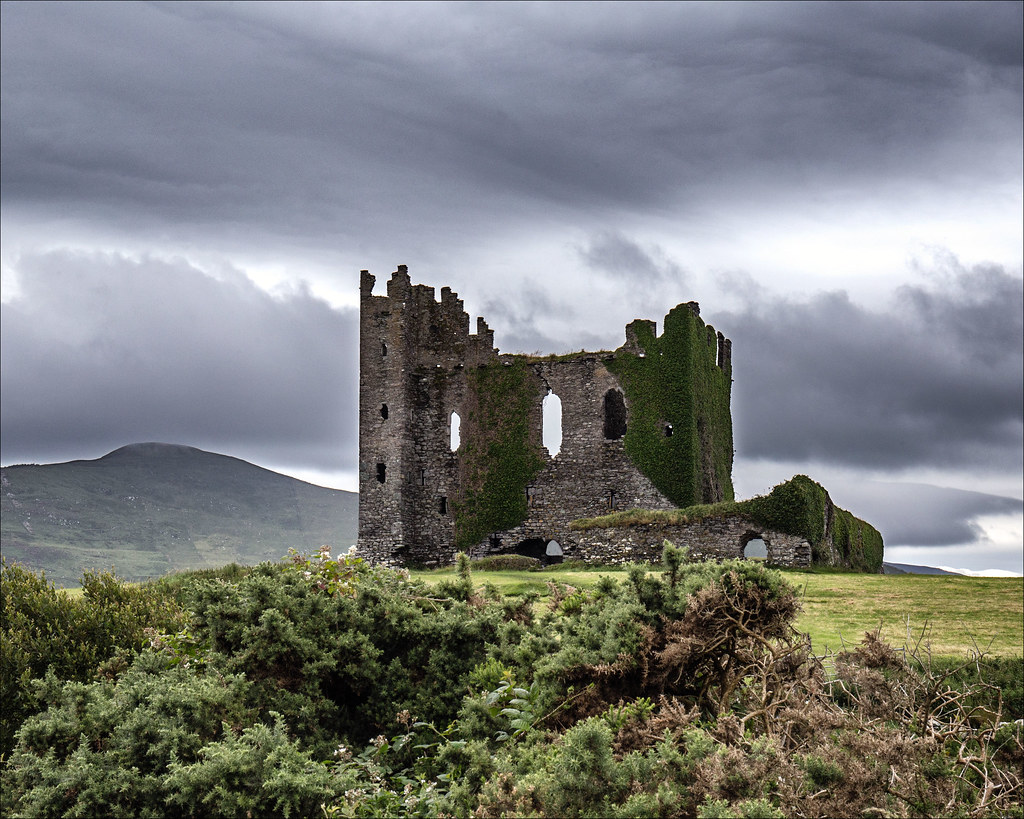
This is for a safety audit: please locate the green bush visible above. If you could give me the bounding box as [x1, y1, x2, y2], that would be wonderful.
[469, 554, 542, 572]
[0, 559, 184, 762]
[3, 554, 1020, 818]
[1, 653, 254, 817]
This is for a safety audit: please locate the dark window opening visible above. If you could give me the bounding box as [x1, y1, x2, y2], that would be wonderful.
[664, 423, 673, 437]
[380, 403, 389, 419]
[418, 469, 426, 486]
[604, 389, 627, 439]
[439, 496, 448, 515]
[376, 463, 386, 484]
[381, 341, 388, 357]
[489, 535, 503, 551]
[607, 490, 617, 510]
[429, 323, 441, 342]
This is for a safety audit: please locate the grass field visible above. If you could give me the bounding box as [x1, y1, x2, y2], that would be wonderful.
[413, 564, 1024, 658]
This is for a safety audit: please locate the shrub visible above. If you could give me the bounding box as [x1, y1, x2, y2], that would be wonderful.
[470, 554, 542, 572]
[0, 560, 184, 762]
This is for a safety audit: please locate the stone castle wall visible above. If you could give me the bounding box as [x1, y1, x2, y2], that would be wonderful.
[568, 517, 812, 567]
[358, 266, 735, 566]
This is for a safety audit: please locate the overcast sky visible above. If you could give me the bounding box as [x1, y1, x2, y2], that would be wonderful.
[2, 1, 1021, 573]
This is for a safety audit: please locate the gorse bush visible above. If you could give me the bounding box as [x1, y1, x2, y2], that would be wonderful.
[2, 550, 1020, 818]
[0, 558, 185, 762]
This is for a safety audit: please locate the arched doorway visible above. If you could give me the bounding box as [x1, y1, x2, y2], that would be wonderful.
[742, 534, 767, 561]
[545, 540, 564, 565]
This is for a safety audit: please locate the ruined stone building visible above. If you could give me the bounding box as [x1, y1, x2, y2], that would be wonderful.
[358, 266, 735, 566]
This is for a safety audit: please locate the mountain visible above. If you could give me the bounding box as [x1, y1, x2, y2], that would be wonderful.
[1, 443, 358, 586]
[882, 562, 961, 576]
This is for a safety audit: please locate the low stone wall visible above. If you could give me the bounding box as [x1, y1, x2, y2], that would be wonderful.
[567, 514, 812, 568]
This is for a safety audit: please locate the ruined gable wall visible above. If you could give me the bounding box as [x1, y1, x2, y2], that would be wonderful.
[465, 354, 676, 559]
[568, 518, 811, 567]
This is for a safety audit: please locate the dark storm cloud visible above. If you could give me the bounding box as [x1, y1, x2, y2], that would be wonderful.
[0, 251, 357, 471]
[578, 232, 687, 287]
[2, 1, 1020, 257]
[713, 255, 1024, 472]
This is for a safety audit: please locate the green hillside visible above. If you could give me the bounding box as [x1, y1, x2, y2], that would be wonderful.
[0, 443, 357, 586]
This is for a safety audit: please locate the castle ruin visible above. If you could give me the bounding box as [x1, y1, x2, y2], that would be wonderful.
[358, 266, 735, 566]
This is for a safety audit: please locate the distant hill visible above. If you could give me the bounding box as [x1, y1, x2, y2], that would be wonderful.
[882, 562, 960, 576]
[1, 443, 358, 586]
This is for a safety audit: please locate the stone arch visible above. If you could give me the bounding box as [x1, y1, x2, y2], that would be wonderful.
[603, 389, 627, 439]
[742, 534, 768, 560]
[511, 537, 548, 562]
[509, 537, 563, 566]
[545, 539, 564, 565]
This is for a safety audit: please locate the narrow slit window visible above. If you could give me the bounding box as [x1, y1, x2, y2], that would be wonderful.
[380, 403, 389, 419]
[439, 496, 448, 515]
[376, 463, 386, 484]
[381, 341, 388, 357]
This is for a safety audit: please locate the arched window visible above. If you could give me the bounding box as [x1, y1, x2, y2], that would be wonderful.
[450, 411, 461, 452]
[604, 389, 627, 439]
[542, 391, 562, 456]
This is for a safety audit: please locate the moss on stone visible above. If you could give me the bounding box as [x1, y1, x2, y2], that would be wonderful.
[572, 475, 884, 573]
[452, 359, 546, 551]
[606, 305, 733, 507]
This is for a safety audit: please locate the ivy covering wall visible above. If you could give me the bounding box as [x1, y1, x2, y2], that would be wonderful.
[606, 305, 734, 507]
[452, 359, 545, 551]
[748, 476, 883, 572]
[572, 475, 884, 573]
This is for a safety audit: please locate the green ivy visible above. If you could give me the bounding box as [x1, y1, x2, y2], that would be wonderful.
[573, 476, 884, 573]
[453, 359, 546, 551]
[606, 306, 734, 507]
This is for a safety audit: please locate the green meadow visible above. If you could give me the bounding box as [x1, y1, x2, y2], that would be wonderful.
[413, 564, 1024, 658]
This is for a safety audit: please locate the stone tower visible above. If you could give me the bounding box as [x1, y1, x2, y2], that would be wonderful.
[358, 266, 733, 566]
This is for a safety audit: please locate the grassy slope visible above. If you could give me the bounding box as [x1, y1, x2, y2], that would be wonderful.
[1, 443, 357, 586]
[413, 565, 1024, 658]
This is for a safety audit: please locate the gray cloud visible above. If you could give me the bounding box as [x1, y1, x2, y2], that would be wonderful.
[578, 231, 687, 287]
[713, 256, 1023, 473]
[2, 2, 1019, 262]
[0, 251, 357, 472]
[824, 481, 1023, 548]
[1, 2, 1021, 571]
